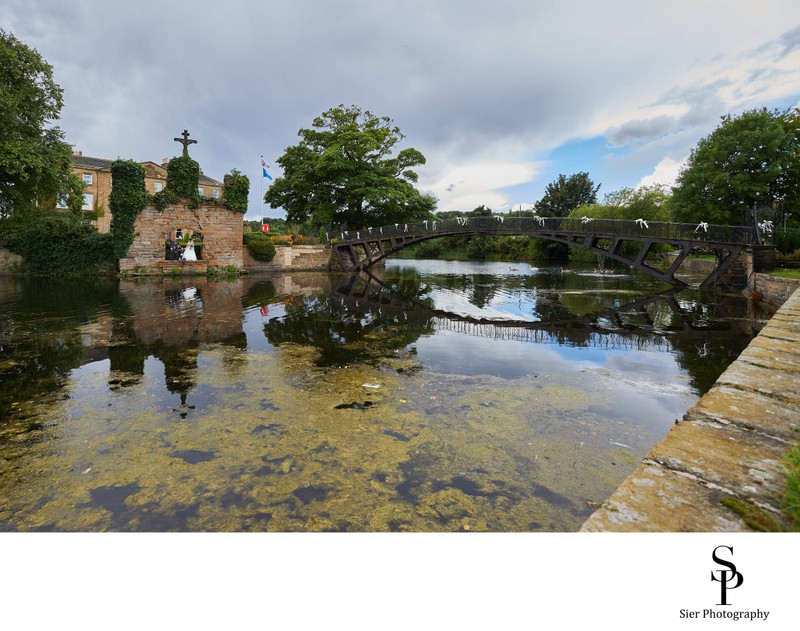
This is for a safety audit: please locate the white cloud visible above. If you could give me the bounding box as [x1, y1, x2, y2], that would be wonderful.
[425, 162, 543, 213]
[638, 156, 685, 189]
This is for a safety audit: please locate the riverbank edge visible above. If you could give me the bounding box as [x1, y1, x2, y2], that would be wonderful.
[581, 286, 800, 532]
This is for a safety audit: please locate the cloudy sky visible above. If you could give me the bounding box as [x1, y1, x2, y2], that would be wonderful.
[4, 0, 800, 221]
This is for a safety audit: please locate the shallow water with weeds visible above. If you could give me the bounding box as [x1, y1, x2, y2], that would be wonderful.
[0, 261, 770, 531]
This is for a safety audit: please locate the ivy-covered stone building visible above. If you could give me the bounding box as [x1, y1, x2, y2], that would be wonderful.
[110, 132, 249, 275]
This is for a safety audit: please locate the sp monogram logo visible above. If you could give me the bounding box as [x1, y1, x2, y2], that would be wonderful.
[711, 545, 744, 605]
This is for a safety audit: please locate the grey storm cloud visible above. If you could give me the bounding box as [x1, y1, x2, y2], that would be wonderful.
[758, 24, 800, 60]
[606, 116, 677, 147]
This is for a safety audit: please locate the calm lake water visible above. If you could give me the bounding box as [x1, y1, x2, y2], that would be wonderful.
[0, 260, 771, 531]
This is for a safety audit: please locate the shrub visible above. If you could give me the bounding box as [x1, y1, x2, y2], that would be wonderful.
[243, 233, 277, 261]
[0, 211, 114, 276]
[269, 235, 293, 246]
[775, 229, 800, 255]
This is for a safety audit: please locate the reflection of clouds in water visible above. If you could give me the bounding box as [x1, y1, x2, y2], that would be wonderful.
[604, 353, 677, 382]
[586, 354, 694, 432]
[415, 332, 597, 379]
[414, 329, 688, 382]
[428, 288, 520, 321]
[604, 383, 694, 431]
[413, 331, 693, 437]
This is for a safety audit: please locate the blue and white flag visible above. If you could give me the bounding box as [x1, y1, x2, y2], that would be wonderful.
[261, 158, 273, 181]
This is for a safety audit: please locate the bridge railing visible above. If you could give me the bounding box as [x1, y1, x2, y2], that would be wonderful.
[336, 217, 755, 246]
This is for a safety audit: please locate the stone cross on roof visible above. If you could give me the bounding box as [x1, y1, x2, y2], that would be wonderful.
[174, 129, 197, 157]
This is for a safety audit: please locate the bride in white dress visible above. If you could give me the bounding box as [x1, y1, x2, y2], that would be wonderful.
[182, 239, 197, 261]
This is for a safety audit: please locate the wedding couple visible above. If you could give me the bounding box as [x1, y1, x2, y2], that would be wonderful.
[181, 239, 197, 261]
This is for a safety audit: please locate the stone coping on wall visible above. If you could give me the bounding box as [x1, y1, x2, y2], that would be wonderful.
[581, 287, 800, 532]
[123, 260, 208, 276]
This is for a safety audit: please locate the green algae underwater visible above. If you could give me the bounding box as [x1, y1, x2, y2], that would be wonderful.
[0, 262, 764, 531]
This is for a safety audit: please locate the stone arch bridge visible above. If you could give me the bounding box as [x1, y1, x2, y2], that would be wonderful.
[331, 216, 758, 289]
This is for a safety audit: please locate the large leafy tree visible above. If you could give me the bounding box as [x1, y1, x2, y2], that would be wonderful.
[264, 105, 436, 229]
[0, 30, 81, 218]
[671, 107, 799, 225]
[534, 172, 600, 217]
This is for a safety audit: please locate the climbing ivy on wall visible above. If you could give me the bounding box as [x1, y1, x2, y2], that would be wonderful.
[109, 159, 146, 259]
[166, 155, 201, 202]
[223, 169, 250, 214]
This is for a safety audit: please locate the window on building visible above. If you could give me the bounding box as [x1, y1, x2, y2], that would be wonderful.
[82, 173, 93, 185]
[213, 188, 220, 199]
[82, 193, 94, 211]
[56, 195, 68, 209]
[154, 181, 163, 193]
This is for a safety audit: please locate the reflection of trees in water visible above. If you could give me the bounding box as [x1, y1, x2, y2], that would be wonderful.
[0, 268, 771, 424]
[425, 273, 497, 309]
[336, 269, 764, 395]
[154, 343, 199, 402]
[1, 277, 280, 418]
[1, 278, 125, 417]
[242, 281, 278, 310]
[263, 294, 428, 367]
[662, 289, 766, 394]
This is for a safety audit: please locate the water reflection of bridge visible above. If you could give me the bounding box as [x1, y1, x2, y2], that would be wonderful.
[332, 272, 740, 353]
[424, 318, 674, 352]
[332, 216, 758, 289]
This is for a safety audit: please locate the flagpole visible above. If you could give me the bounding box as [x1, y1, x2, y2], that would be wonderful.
[260, 155, 264, 226]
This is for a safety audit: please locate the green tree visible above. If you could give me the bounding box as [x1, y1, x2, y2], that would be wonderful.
[532, 172, 600, 261]
[570, 185, 671, 222]
[671, 108, 798, 225]
[264, 105, 436, 229]
[777, 107, 800, 222]
[0, 29, 80, 217]
[534, 172, 600, 217]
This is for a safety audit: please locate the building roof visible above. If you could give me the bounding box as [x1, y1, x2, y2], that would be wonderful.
[72, 153, 223, 186]
[73, 154, 114, 170]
